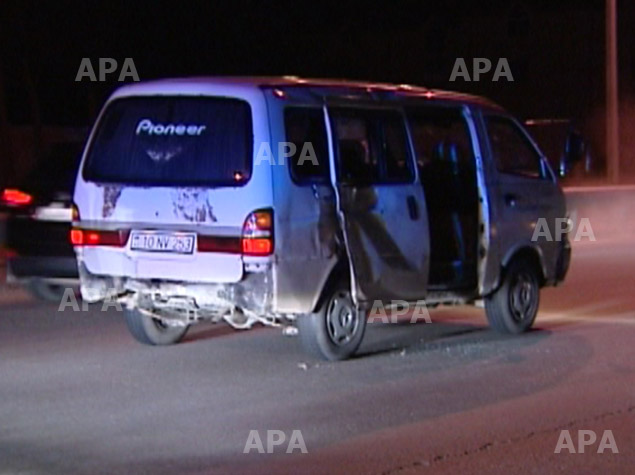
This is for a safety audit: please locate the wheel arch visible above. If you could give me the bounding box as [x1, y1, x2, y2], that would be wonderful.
[308, 257, 350, 314]
[499, 244, 546, 289]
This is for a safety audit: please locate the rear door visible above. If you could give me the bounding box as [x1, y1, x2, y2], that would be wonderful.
[75, 92, 270, 284]
[325, 105, 429, 305]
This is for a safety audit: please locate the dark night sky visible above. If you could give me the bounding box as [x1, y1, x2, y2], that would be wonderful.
[0, 0, 632, 126]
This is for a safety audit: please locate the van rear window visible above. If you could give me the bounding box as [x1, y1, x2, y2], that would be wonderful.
[83, 96, 253, 186]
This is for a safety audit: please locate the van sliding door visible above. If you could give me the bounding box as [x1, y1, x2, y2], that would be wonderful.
[324, 105, 429, 306]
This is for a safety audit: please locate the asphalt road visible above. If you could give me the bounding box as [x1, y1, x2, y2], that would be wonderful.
[1, 237, 634, 474]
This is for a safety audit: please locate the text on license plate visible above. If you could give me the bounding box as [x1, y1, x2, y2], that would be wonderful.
[130, 231, 196, 254]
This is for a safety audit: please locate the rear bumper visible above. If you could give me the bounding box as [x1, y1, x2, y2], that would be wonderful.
[7, 256, 78, 280]
[77, 261, 272, 316]
[78, 245, 246, 284]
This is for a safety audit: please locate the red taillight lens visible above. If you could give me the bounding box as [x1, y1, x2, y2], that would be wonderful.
[70, 229, 130, 247]
[241, 238, 272, 256]
[241, 209, 274, 256]
[70, 229, 84, 245]
[1, 189, 33, 206]
[2, 248, 17, 259]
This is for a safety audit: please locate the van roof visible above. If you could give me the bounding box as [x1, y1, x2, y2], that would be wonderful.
[112, 76, 504, 111]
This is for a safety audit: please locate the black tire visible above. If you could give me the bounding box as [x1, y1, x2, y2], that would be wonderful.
[297, 286, 366, 361]
[123, 308, 189, 345]
[27, 280, 76, 303]
[485, 257, 541, 334]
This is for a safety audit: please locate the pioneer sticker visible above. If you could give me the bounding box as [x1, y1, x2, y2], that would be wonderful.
[136, 119, 206, 136]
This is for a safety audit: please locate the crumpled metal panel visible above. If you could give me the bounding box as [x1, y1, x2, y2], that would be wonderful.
[334, 185, 430, 305]
[78, 255, 274, 317]
[265, 93, 341, 315]
[77, 259, 124, 303]
[125, 271, 273, 316]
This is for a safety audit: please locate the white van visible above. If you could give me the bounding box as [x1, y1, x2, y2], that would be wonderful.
[72, 77, 571, 360]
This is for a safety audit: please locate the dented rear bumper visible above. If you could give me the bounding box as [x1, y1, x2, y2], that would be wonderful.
[78, 259, 274, 318]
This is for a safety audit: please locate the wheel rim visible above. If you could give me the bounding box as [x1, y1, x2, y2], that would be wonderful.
[508, 272, 538, 323]
[326, 291, 359, 346]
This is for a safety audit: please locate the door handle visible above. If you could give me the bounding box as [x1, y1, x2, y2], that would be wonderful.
[407, 195, 419, 220]
[504, 193, 519, 207]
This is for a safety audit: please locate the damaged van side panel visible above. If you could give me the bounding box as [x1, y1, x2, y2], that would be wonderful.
[324, 103, 430, 306]
[265, 90, 341, 314]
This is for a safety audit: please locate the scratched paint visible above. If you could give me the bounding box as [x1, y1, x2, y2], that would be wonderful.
[102, 185, 123, 218]
[172, 188, 218, 223]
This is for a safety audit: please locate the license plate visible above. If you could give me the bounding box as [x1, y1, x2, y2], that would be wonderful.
[130, 231, 196, 254]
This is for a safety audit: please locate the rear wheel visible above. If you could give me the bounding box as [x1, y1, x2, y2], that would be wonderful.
[485, 257, 540, 334]
[123, 308, 189, 345]
[297, 285, 366, 361]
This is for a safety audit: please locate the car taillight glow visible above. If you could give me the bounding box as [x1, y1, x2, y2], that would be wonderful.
[1, 189, 33, 206]
[70, 228, 130, 247]
[241, 209, 274, 256]
[70, 229, 84, 245]
[242, 237, 272, 255]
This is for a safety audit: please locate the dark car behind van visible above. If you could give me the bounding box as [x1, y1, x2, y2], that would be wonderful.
[2, 141, 83, 301]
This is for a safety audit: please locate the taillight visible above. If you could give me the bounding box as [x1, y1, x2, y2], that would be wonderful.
[70, 229, 130, 247]
[242, 238, 272, 255]
[1, 189, 33, 206]
[241, 209, 274, 256]
[69, 229, 84, 245]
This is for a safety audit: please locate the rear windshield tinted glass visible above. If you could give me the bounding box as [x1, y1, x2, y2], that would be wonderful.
[83, 96, 253, 186]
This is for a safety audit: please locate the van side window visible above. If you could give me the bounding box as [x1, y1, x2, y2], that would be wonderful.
[383, 113, 414, 182]
[284, 107, 329, 184]
[485, 116, 544, 178]
[331, 109, 414, 185]
[406, 107, 475, 173]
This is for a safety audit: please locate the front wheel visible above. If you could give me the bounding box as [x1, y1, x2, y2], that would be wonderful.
[297, 286, 366, 361]
[485, 257, 541, 334]
[123, 308, 189, 345]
